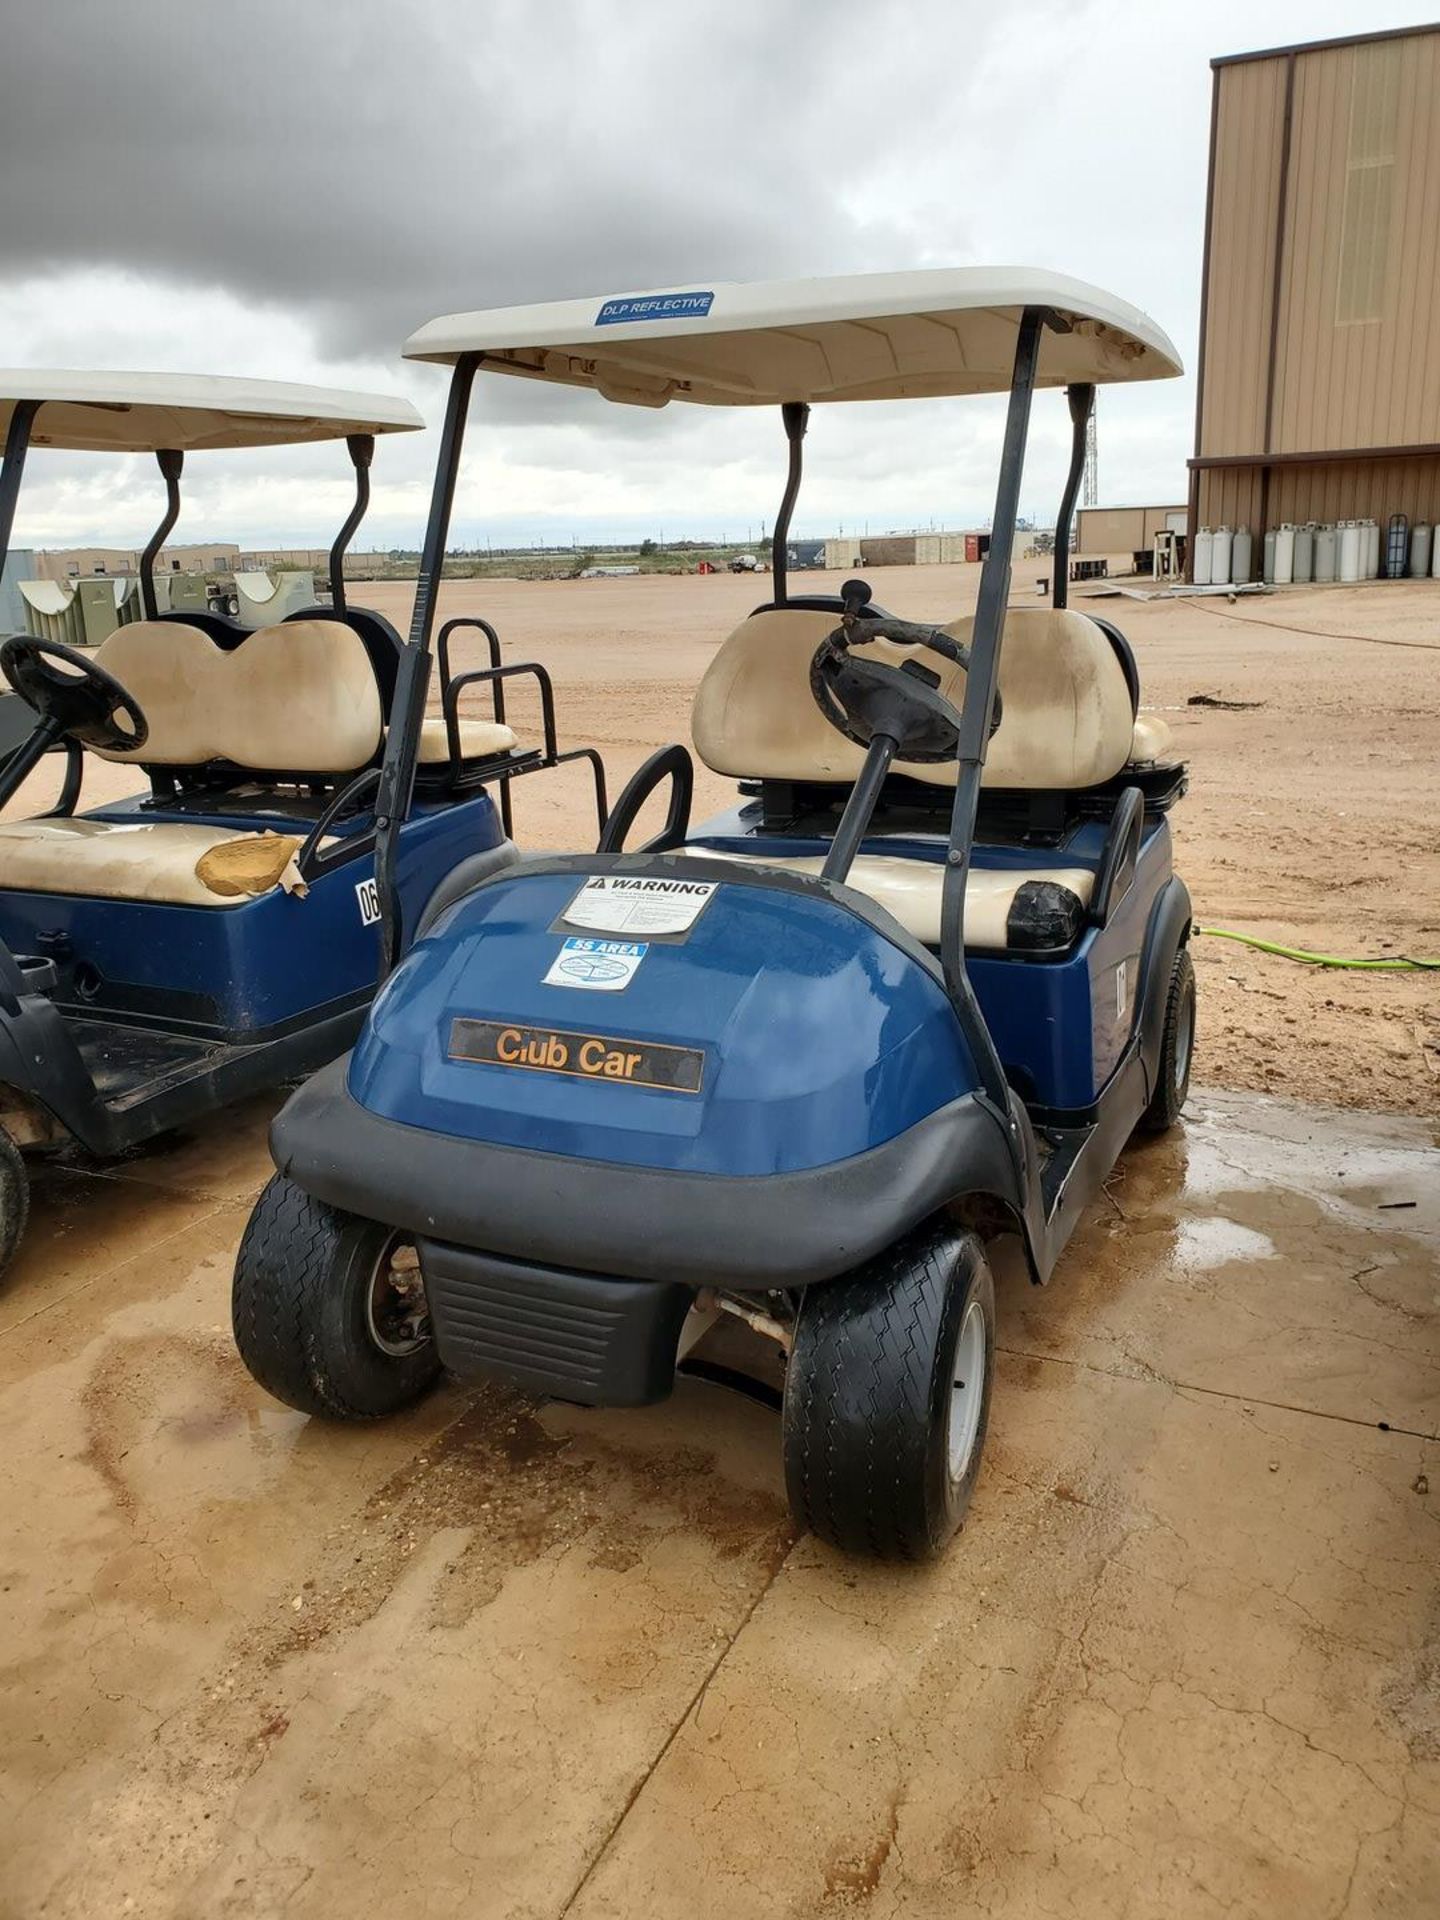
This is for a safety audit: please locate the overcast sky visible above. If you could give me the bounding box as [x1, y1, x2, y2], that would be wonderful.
[3, 0, 1434, 554]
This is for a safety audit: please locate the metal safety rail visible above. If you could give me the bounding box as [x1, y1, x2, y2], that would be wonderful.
[433, 616, 607, 840]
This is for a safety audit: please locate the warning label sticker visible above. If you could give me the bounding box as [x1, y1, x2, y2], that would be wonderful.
[561, 875, 716, 939]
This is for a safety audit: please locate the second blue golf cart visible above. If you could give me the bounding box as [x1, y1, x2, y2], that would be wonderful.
[235, 270, 1194, 1560]
[0, 371, 603, 1278]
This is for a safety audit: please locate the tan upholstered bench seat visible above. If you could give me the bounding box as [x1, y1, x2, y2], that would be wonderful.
[416, 718, 517, 762]
[698, 850, 1095, 951]
[1128, 714, 1173, 764]
[0, 818, 315, 909]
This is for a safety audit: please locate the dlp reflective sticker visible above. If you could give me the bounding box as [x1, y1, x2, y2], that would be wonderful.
[595, 291, 714, 326]
[356, 877, 381, 926]
[449, 1018, 704, 1093]
[543, 937, 647, 992]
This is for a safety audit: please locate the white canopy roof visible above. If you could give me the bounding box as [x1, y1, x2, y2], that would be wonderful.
[0, 371, 423, 453]
[403, 267, 1182, 407]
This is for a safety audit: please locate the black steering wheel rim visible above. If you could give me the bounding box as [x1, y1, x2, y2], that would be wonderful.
[0, 636, 149, 753]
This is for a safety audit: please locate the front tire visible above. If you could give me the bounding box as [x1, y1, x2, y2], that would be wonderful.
[1137, 944, 1196, 1134]
[232, 1174, 441, 1419]
[0, 1124, 29, 1283]
[783, 1225, 996, 1561]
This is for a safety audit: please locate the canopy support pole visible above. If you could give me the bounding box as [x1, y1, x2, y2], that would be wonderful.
[140, 450, 184, 620]
[940, 306, 1044, 1123]
[374, 354, 479, 977]
[1051, 383, 1094, 611]
[0, 401, 39, 581]
[770, 402, 809, 605]
[328, 433, 374, 619]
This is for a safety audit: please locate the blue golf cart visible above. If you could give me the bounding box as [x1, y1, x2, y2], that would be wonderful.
[235, 270, 1194, 1560]
[0, 371, 603, 1278]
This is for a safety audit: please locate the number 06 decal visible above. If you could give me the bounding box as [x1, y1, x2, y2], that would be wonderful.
[356, 877, 381, 926]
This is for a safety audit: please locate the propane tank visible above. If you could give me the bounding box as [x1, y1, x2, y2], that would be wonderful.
[1339, 520, 1361, 582]
[1409, 524, 1432, 577]
[1210, 525, 1232, 586]
[1193, 526, 1213, 587]
[1385, 514, 1409, 579]
[1293, 523, 1315, 584]
[1363, 518, 1381, 578]
[1314, 524, 1338, 583]
[1231, 526, 1254, 583]
[1263, 528, 1277, 583]
[1273, 523, 1296, 585]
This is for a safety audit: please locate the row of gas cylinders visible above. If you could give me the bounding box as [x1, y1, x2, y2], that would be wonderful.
[1193, 517, 1439, 586]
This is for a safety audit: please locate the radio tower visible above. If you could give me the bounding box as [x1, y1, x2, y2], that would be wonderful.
[1082, 400, 1098, 507]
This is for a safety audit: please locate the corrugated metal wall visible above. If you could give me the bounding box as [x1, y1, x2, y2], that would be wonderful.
[1199, 457, 1440, 529]
[1197, 58, 1288, 457]
[1194, 27, 1440, 555]
[1270, 36, 1440, 454]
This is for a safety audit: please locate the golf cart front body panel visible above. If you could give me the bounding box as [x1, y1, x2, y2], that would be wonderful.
[348, 865, 977, 1176]
[271, 1055, 1018, 1295]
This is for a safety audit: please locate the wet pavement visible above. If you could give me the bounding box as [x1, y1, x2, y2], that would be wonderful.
[1, 1088, 1436, 1918]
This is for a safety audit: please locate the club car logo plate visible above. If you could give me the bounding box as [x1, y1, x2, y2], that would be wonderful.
[595, 291, 714, 327]
[449, 1018, 704, 1094]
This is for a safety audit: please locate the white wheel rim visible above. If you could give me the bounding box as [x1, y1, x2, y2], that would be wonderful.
[364, 1237, 431, 1358]
[947, 1297, 988, 1483]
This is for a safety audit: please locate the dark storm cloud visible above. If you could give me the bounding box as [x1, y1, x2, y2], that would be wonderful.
[0, 0, 921, 372]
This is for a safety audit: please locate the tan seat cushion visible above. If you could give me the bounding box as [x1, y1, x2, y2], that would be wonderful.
[691, 607, 1135, 791]
[0, 818, 318, 909]
[701, 848, 1094, 951]
[416, 717, 517, 762]
[93, 619, 383, 773]
[1128, 714, 1174, 763]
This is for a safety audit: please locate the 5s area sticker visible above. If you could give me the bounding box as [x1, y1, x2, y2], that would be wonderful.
[543, 937, 648, 992]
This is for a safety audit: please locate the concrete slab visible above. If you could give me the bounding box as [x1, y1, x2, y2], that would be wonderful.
[0, 1089, 1435, 1918]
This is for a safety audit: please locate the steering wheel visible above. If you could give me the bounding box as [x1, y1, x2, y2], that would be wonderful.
[0, 636, 149, 753]
[809, 579, 994, 763]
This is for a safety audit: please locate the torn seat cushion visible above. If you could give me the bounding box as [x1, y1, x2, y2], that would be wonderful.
[0, 817, 325, 910]
[699, 850, 1093, 951]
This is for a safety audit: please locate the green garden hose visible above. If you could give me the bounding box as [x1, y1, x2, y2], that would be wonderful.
[1194, 926, 1440, 971]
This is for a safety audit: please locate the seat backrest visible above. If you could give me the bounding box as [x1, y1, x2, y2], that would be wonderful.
[691, 606, 1135, 790]
[93, 619, 384, 772]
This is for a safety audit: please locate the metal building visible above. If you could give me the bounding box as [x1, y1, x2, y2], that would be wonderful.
[1190, 24, 1440, 562]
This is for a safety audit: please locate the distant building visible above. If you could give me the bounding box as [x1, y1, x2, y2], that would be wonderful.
[1192, 23, 1440, 564]
[35, 543, 240, 580]
[1075, 506, 1187, 556]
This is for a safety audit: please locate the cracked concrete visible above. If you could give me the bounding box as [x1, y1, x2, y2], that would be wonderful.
[0, 1087, 1436, 1919]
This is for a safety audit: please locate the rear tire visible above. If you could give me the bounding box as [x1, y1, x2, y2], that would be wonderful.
[232, 1174, 441, 1419]
[783, 1224, 996, 1561]
[1137, 944, 1196, 1134]
[0, 1125, 29, 1283]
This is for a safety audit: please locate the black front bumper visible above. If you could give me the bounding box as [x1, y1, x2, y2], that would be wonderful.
[420, 1239, 691, 1405]
[269, 1058, 1019, 1295]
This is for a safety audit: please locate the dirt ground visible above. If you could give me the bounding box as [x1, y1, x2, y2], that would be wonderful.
[2, 1087, 1436, 1917]
[351, 563, 1440, 1118]
[1, 565, 1438, 1918]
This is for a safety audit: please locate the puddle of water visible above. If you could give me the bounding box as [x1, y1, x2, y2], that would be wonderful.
[1173, 1216, 1277, 1271]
